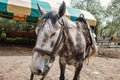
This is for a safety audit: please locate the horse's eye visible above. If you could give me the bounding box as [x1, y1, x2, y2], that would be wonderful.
[50, 33, 55, 38]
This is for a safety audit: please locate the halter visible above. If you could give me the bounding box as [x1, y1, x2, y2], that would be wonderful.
[33, 18, 65, 62]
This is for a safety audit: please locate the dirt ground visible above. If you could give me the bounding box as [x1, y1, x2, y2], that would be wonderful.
[0, 44, 120, 80]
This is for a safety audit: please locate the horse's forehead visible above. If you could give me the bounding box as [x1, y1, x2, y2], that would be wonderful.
[43, 11, 57, 20]
[37, 21, 54, 33]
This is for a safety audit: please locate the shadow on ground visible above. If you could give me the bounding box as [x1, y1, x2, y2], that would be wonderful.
[0, 43, 33, 56]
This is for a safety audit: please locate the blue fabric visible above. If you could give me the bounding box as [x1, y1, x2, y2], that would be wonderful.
[0, 0, 8, 12]
[37, 0, 51, 12]
[30, 0, 51, 18]
[30, 0, 40, 17]
[67, 7, 82, 21]
[0, 0, 96, 26]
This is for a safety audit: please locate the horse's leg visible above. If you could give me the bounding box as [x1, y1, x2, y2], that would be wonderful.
[59, 58, 66, 80]
[30, 72, 34, 80]
[73, 62, 83, 80]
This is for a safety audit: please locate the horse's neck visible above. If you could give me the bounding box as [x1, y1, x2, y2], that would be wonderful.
[63, 20, 81, 47]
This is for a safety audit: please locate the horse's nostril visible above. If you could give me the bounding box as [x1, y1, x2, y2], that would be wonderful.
[37, 69, 42, 74]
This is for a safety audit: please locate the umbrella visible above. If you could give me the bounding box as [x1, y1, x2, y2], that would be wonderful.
[0, 0, 96, 26]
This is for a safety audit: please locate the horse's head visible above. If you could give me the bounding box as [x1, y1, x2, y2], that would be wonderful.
[30, 2, 66, 75]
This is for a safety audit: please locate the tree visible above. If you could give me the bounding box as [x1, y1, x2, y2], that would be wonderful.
[71, 0, 105, 38]
[103, 0, 120, 36]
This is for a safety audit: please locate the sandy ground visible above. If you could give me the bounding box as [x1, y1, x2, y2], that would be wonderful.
[0, 44, 120, 80]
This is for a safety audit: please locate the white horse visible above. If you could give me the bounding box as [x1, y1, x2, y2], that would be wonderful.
[30, 1, 98, 80]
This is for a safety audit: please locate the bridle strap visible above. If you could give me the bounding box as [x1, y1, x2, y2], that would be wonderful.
[51, 22, 64, 55]
[33, 48, 51, 56]
[33, 47, 55, 62]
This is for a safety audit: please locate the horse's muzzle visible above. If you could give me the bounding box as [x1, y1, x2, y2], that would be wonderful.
[30, 67, 50, 80]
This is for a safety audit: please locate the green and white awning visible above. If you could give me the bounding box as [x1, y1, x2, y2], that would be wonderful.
[0, 0, 96, 26]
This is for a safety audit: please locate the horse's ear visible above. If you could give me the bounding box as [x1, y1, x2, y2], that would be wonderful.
[37, 3, 46, 16]
[58, 1, 66, 18]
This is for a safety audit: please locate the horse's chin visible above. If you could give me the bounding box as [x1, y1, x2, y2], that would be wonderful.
[31, 71, 42, 75]
[30, 68, 44, 76]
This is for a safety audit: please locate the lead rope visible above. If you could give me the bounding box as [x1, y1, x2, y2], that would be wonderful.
[84, 57, 89, 65]
[30, 72, 34, 80]
[40, 64, 52, 80]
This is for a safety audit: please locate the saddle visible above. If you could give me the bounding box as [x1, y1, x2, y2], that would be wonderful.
[75, 14, 95, 58]
[75, 15, 94, 46]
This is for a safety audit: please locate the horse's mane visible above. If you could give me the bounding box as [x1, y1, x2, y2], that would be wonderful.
[42, 11, 58, 25]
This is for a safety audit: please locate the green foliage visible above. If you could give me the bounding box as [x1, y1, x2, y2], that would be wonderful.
[71, 0, 120, 38]
[2, 38, 36, 45]
[0, 17, 37, 31]
[102, 0, 120, 36]
[71, 0, 105, 38]
[0, 17, 36, 44]
[118, 42, 120, 45]
[71, 0, 103, 25]
[1, 33, 6, 38]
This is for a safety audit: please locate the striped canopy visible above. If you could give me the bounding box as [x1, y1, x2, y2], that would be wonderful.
[0, 0, 96, 26]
